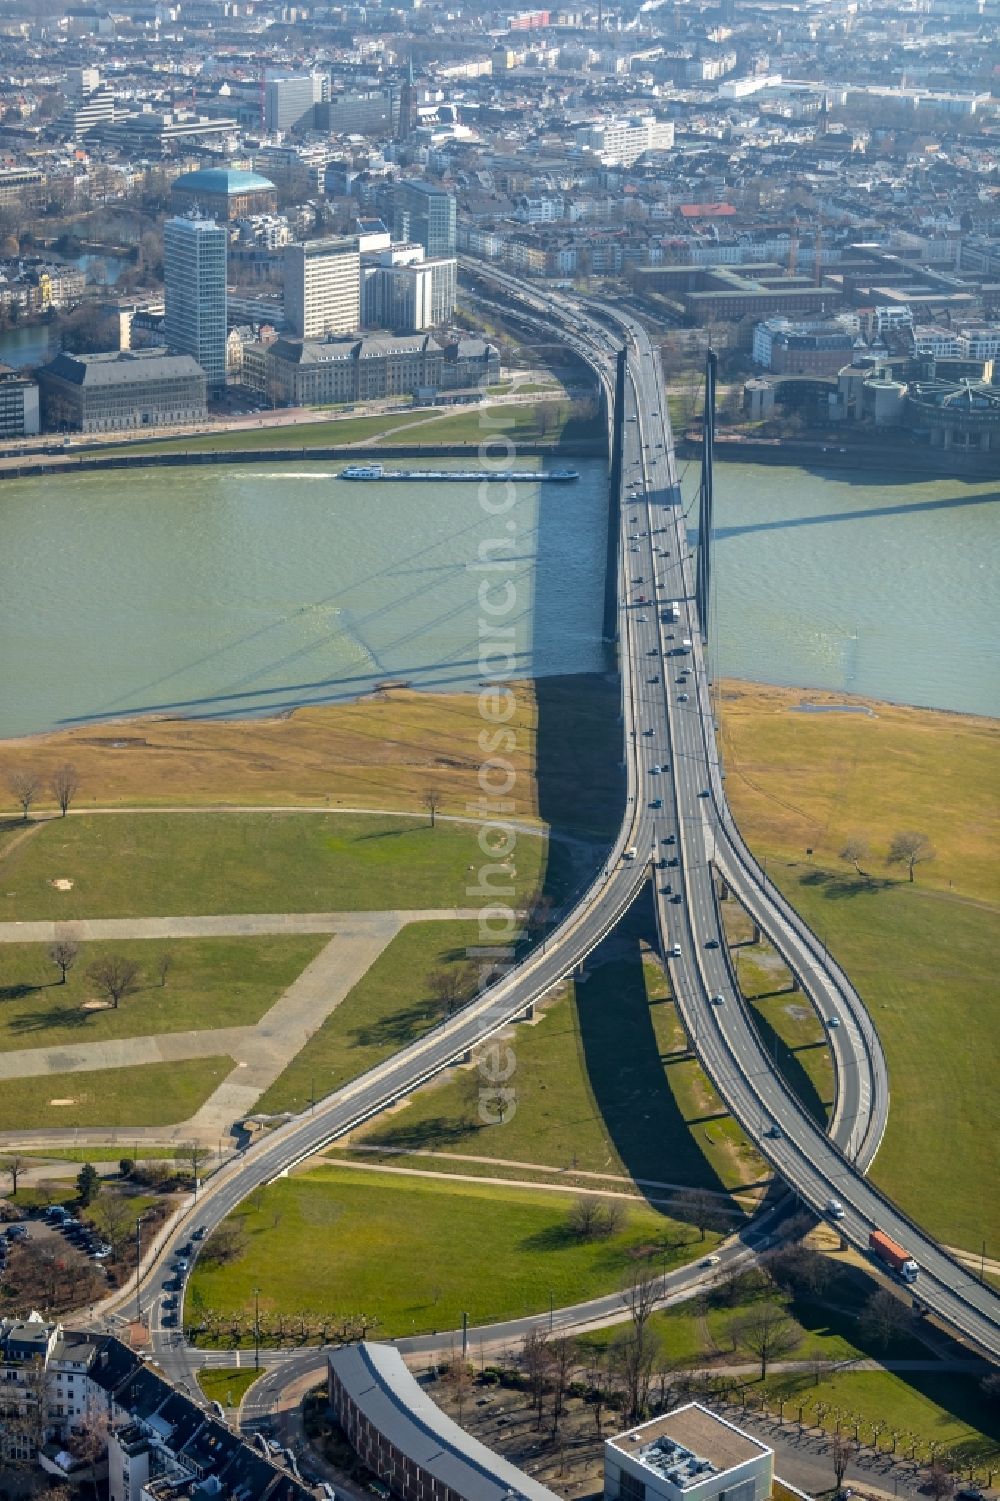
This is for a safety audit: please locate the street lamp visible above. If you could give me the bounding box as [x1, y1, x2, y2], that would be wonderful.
[253, 1286, 261, 1371]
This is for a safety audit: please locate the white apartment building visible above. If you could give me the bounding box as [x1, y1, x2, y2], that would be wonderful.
[605, 1404, 773, 1501]
[960, 326, 1000, 360]
[914, 326, 962, 359]
[284, 236, 361, 338]
[576, 114, 674, 166]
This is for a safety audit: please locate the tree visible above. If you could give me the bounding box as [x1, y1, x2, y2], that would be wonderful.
[615, 1267, 660, 1422]
[548, 1336, 576, 1439]
[521, 1327, 551, 1429]
[860, 1287, 907, 1350]
[675, 1185, 725, 1239]
[86, 954, 141, 1009]
[49, 764, 80, 817]
[201, 1220, 248, 1266]
[76, 1163, 101, 1207]
[48, 939, 80, 984]
[887, 830, 935, 883]
[1, 1153, 28, 1196]
[7, 768, 40, 821]
[928, 1462, 954, 1501]
[184, 1141, 209, 1187]
[731, 1301, 800, 1380]
[831, 1432, 856, 1492]
[585, 1348, 610, 1438]
[568, 1196, 625, 1240]
[154, 951, 173, 988]
[840, 837, 873, 884]
[536, 399, 561, 438]
[422, 787, 442, 828]
[94, 1192, 134, 1264]
[428, 964, 476, 1017]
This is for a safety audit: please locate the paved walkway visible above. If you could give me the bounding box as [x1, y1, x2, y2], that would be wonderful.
[0, 907, 483, 945]
[0, 908, 484, 1143]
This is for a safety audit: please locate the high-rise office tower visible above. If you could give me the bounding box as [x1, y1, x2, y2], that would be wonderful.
[264, 71, 327, 133]
[393, 180, 457, 259]
[163, 215, 227, 391]
[284, 237, 361, 338]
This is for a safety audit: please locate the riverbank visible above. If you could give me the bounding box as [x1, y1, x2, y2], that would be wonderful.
[679, 431, 1000, 477]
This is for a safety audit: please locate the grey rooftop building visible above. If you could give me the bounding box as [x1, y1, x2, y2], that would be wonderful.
[328, 1341, 562, 1501]
[38, 347, 207, 433]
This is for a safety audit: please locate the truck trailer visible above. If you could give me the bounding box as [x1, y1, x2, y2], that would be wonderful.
[870, 1228, 919, 1283]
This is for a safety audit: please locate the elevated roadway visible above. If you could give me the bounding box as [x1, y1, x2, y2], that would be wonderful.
[124, 273, 999, 1382]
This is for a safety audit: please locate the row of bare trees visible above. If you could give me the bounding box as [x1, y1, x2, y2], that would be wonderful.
[5, 763, 80, 821]
[841, 829, 935, 884]
[45, 941, 172, 1004]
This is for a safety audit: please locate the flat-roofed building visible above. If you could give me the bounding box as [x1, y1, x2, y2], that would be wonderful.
[0, 363, 39, 434]
[605, 1404, 773, 1501]
[284, 236, 361, 338]
[39, 348, 207, 433]
[328, 1342, 562, 1501]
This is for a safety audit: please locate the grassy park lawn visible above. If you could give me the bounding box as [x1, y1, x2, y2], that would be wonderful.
[350, 953, 769, 1198]
[187, 1163, 716, 1339]
[767, 871, 999, 1251]
[721, 683, 1000, 1253]
[0, 936, 327, 1051]
[196, 1368, 262, 1409]
[766, 1369, 999, 1466]
[97, 399, 594, 458]
[0, 1055, 234, 1132]
[0, 676, 622, 836]
[253, 920, 482, 1115]
[0, 811, 546, 921]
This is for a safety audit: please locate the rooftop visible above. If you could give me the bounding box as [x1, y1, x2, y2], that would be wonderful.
[609, 1403, 770, 1487]
[173, 167, 276, 194]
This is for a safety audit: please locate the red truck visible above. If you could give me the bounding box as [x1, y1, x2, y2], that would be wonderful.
[870, 1229, 919, 1283]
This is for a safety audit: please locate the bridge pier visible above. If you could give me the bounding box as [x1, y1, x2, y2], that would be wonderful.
[522, 1001, 535, 1021]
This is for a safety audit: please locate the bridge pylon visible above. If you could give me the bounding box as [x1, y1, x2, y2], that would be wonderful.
[695, 349, 717, 644]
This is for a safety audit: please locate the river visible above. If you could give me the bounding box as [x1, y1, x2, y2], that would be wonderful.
[0, 458, 995, 740]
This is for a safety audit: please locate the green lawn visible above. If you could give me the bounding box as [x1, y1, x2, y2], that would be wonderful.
[187, 1163, 717, 1339]
[770, 869, 999, 1251]
[766, 1369, 999, 1467]
[196, 1367, 263, 1408]
[96, 399, 595, 458]
[0, 936, 326, 1051]
[15, 1146, 203, 1163]
[0, 812, 546, 920]
[0, 1056, 234, 1131]
[353, 953, 769, 1197]
[253, 920, 483, 1115]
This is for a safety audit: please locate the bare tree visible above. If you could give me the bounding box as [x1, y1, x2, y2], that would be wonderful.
[521, 1327, 551, 1429]
[731, 1301, 801, 1380]
[585, 1347, 610, 1438]
[201, 1220, 248, 1266]
[422, 787, 442, 828]
[48, 939, 80, 984]
[184, 1141, 209, 1187]
[1, 1153, 28, 1195]
[549, 1336, 576, 1439]
[887, 830, 935, 883]
[675, 1185, 725, 1239]
[49, 764, 80, 817]
[93, 1193, 134, 1264]
[7, 768, 41, 821]
[840, 838, 873, 885]
[86, 955, 141, 1009]
[569, 1196, 625, 1240]
[927, 1462, 954, 1501]
[615, 1267, 660, 1422]
[832, 1433, 856, 1492]
[154, 951, 173, 988]
[428, 964, 476, 1017]
[860, 1287, 908, 1350]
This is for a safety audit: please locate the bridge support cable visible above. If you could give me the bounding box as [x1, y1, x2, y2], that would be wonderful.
[694, 349, 717, 646]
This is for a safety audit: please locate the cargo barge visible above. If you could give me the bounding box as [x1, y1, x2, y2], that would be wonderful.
[339, 463, 579, 482]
